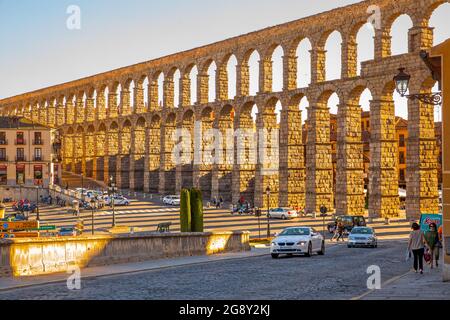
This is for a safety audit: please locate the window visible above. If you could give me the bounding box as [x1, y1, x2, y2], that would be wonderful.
[34, 132, 42, 145]
[34, 165, 43, 185]
[399, 152, 405, 164]
[16, 148, 24, 161]
[0, 165, 6, 185]
[34, 148, 42, 161]
[0, 132, 6, 145]
[16, 132, 24, 145]
[399, 134, 405, 147]
[399, 169, 405, 182]
[0, 148, 6, 161]
[16, 164, 25, 185]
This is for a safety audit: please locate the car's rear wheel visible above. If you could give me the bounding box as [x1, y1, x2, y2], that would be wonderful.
[271, 254, 279, 259]
[267, 214, 271, 219]
[318, 241, 325, 255]
[281, 215, 287, 220]
[305, 242, 312, 257]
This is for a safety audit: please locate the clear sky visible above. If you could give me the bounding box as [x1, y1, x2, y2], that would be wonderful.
[1, 0, 449, 120]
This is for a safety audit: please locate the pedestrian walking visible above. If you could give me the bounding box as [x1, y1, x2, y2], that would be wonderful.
[216, 196, 220, 209]
[408, 222, 425, 274]
[219, 196, 224, 208]
[424, 223, 440, 268]
[336, 222, 345, 242]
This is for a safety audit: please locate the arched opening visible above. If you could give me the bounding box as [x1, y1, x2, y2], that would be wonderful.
[108, 122, 119, 184]
[248, 50, 260, 96]
[207, 61, 217, 102]
[172, 69, 181, 108]
[296, 38, 312, 88]
[356, 23, 375, 75]
[199, 107, 214, 199]
[74, 126, 84, 174]
[429, 3, 450, 46]
[96, 123, 107, 182]
[85, 125, 95, 178]
[271, 45, 284, 92]
[390, 14, 413, 55]
[226, 55, 238, 99]
[119, 120, 132, 189]
[163, 113, 177, 194]
[235, 101, 258, 205]
[180, 110, 195, 189]
[189, 66, 198, 105]
[218, 104, 235, 202]
[325, 31, 343, 81]
[133, 117, 147, 191]
[157, 72, 164, 107]
[142, 76, 149, 110]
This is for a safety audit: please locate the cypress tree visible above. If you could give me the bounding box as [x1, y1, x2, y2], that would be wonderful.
[180, 188, 191, 232]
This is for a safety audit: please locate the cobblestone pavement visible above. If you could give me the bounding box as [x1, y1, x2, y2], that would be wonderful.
[0, 240, 413, 300]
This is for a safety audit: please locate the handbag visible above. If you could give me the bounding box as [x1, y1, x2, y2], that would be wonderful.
[424, 249, 432, 263]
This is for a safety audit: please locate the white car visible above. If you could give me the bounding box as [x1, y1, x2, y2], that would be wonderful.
[268, 208, 298, 220]
[163, 195, 180, 206]
[104, 195, 130, 206]
[348, 227, 378, 248]
[270, 227, 325, 258]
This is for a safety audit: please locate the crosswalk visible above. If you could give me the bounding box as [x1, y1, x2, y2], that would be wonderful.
[11, 199, 413, 240]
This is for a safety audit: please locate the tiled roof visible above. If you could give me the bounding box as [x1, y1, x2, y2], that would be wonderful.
[0, 117, 51, 130]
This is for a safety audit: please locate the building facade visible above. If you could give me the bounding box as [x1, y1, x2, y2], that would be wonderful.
[0, 117, 61, 189]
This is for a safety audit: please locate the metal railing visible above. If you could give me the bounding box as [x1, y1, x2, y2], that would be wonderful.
[0, 155, 7, 162]
[15, 155, 26, 161]
[33, 139, 44, 145]
[0, 139, 8, 145]
[14, 139, 26, 145]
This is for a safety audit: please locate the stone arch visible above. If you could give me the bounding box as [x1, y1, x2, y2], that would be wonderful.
[385, 12, 414, 55]
[423, 1, 450, 46]
[322, 29, 344, 81]
[132, 116, 147, 191]
[240, 48, 261, 96]
[221, 53, 238, 99]
[95, 122, 107, 182]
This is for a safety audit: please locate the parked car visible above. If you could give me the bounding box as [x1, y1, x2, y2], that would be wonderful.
[58, 226, 82, 237]
[268, 208, 298, 220]
[2, 213, 28, 222]
[270, 227, 325, 258]
[327, 215, 366, 234]
[104, 195, 130, 206]
[163, 195, 180, 206]
[347, 227, 378, 248]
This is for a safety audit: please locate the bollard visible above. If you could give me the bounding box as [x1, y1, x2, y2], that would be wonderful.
[385, 217, 390, 225]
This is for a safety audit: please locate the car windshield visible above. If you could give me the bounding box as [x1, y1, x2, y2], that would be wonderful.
[351, 228, 373, 235]
[60, 228, 73, 232]
[279, 228, 310, 236]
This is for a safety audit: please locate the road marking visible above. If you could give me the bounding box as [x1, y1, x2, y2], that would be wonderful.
[350, 271, 411, 300]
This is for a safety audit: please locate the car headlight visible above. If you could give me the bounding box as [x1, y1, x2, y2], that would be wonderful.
[368, 237, 374, 241]
[297, 241, 307, 245]
[271, 242, 277, 246]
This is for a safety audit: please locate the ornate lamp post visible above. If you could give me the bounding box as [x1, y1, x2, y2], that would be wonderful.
[90, 198, 97, 235]
[109, 175, 116, 227]
[394, 67, 442, 105]
[266, 186, 271, 238]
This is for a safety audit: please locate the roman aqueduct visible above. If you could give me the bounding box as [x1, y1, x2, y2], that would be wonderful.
[0, 0, 447, 218]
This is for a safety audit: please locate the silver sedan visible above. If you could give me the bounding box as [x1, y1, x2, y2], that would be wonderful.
[347, 227, 378, 248]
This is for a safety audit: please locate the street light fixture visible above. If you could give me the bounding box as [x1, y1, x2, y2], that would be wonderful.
[90, 198, 96, 235]
[266, 186, 271, 239]
[109, 175, 116, 227]
[394, 67, 442, 106]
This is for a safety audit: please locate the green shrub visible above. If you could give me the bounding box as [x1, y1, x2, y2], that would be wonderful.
[190, 188, 204, 232]
[180, 189, 191, 232]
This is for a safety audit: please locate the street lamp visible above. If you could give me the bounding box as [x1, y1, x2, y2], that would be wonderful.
[320, 205, 328, 238]
[35, 186, 40, 221]
[394, 67, 442, 105]
[266, 186, 271, 239]
[90, 198, 96, 235]
[109, 175, 116, 227]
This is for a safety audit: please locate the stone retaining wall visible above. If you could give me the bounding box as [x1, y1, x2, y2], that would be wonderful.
[0, 231, 250, 277]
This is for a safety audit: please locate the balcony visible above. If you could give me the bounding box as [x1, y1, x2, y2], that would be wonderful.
[15, 155, 26, 162]
[33, 155, 44, 161]
[15, 139, 26, 145]
[0, 139, 8, 145]
[0, 155, 7, 162]
[33, 139, 44, 145]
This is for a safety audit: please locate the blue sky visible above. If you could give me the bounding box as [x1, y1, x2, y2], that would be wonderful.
[1, 0, 449, 120]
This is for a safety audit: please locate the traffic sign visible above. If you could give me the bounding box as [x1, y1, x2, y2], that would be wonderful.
[0, 221, 39, 231]
[0, 232, 40, 239]
[31, 225, 56, 231]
